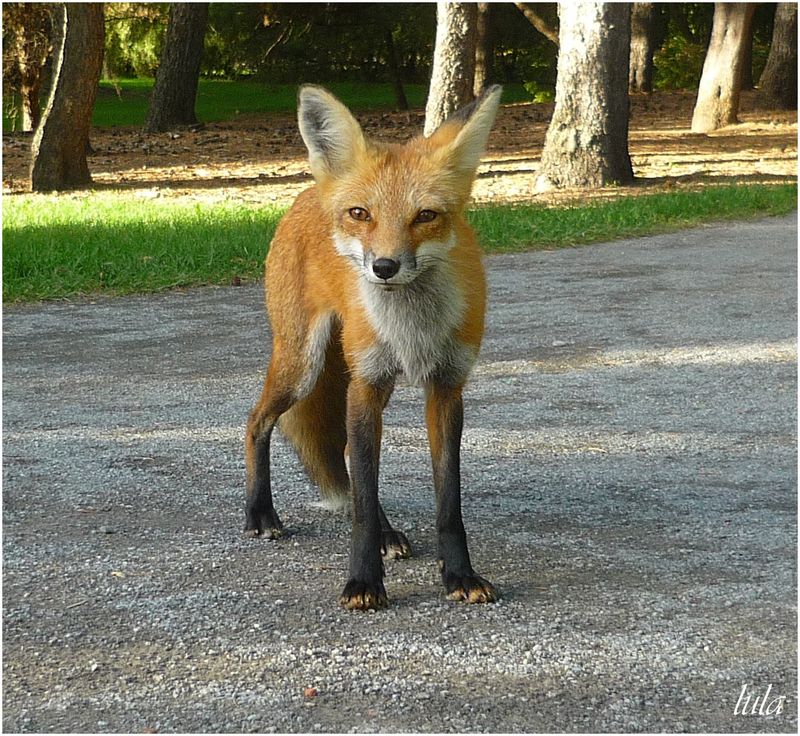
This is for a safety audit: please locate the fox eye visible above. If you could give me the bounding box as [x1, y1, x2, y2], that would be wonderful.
[348, 207, 371, 222]
[415, 209, 438, 224]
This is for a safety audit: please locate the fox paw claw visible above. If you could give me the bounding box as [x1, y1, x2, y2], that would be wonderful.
[243, 509, 284, 540]
[381, 529, 412, 559]
[444, 573, 498, 603]
[339, 579, 388, 610]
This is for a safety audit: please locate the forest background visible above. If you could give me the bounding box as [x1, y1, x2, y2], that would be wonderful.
[2, 2, 797, 301]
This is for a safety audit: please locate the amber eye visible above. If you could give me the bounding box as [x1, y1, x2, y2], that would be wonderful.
[348, 207, 371, 222]
[415, 209, 438, 224]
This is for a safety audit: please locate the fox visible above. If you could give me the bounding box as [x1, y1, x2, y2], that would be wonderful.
[244, 84, 503, 610]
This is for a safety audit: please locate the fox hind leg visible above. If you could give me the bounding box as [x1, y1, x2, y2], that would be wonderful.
[345, 449, 413, 560]
[244, 358, 295, 539]
[281, 328, 412, 559]
[246, 313, 341, 537]
[244, 394, 288, 539]
[278, 326, 350, 506]
[378, 506, 412, 559]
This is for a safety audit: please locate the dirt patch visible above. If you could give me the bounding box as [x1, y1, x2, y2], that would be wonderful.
[2, 90, 796, 207]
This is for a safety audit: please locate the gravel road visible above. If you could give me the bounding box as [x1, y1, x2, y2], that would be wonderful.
[3, 214, 797, 733]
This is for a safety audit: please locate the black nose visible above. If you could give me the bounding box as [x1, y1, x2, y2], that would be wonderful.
[372, 258, 401, 281]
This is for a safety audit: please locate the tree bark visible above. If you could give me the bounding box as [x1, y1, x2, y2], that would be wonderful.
[4, 3, 54, 131]
[424, 2, 477, 137]
[740, 20, 754, 90]
[629, 3, 658, 93]
[16, 6, 43, 131]
[515, 3, 559, 46]
[690, 3, 756, 133]
[384, 27, 409, 111]
[758, 2, 797, 109]
[473, 2, 494, 97]
[30, 3, 104, 191]
[536, 2, 633, 190]
[144, 3, 209, 133]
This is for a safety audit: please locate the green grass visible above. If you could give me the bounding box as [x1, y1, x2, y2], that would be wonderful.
[5, 79, 533, 131]
[3, 184, 796, 303]
[468, 184, 798, 251]
[89, 80, 433, 129]
[2, 196, 283, 302]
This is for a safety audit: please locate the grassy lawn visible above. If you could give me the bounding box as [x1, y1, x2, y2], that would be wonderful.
[3, 197, 282, 302]
[468, 184, 798, 251]
[4, 79, 533, 131]
[3, 184, 796, 303]
[91, 79, 433, 128]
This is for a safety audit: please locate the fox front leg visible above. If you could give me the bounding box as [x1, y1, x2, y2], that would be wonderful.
[426, 382, 498, 603]
[339, 377, 393, 610]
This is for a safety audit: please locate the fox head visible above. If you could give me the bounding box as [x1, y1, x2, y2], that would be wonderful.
[297, 85, 502, 287]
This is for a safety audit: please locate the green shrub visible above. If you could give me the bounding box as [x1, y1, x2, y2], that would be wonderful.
[104, 4, 167, 78]
[522, 80, 554, 104]
[653, 34, 706, 90]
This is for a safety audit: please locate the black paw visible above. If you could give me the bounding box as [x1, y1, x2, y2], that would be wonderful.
[381, 528, 412, 559]
[339, 578, 388, 610]
[443, 571, 498, 603]
[243, 508, 284, 540]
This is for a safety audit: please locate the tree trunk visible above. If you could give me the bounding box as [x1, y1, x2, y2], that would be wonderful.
[690, 3, 756, 133]
[740, 21, 754, 90]
[4, 2, 54, 132]
[515, 3, 559, 46]
[144, 3, 209, 133]
[758, 2, 797, 109]
[424, 2, 477, 136]
[384, 27, 409, 111]
[473, 2, 494, 97]
[20, 77, 43, 132]
[629, 3, 658, 93]
[536, 2, 634, 190]
[671, 3, 702, 44]
[16, 12, 43, 131]
[30, 3, 104, 191]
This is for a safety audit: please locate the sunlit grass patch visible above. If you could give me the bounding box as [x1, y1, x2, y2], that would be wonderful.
[3, 183, 795, 302]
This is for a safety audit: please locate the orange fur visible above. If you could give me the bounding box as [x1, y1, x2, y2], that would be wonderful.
[246, 84, 500, 516]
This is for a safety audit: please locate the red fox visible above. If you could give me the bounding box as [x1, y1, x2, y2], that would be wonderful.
[245, 84, 503, 610]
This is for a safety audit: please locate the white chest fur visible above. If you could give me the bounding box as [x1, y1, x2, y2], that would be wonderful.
[355, 265, 475, 385]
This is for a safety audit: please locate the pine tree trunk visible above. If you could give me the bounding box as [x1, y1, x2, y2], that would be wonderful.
[515, 3, 559, 46]
[424, 2, 477, 136]
[144, 3, 209, 133]
[6, 2, 54, 132]
[30, 3, 104, 191]
[690, 3, 756, 133]
[15, 14, 42, 132]
[740, 22, 754, 90]
[384, 28, 409, 111]
[537, 2, 633, 190]
[629, 3, 657, 93]
[20, 78, 42, 132]
[758, 2, 797, 109]
[473, 2, 494, 97]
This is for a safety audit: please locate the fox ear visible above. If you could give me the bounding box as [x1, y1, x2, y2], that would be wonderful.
[297, 85, 367, 181]
[435, 85, 502, 175]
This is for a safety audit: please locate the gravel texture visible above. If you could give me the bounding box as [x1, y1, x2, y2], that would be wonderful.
[3, 214, 797, 733]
